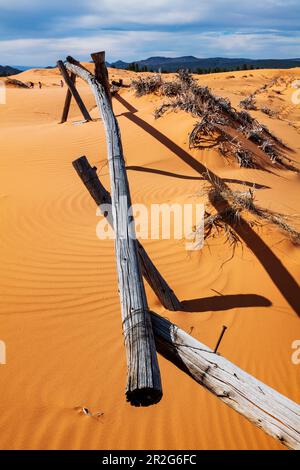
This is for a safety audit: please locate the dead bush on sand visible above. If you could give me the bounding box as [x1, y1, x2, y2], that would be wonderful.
[240, 95, 257, 110]
[131, 74, 162, 96]
[200, 179, 300, 247]
[261, 107, 276, 117]
[133, 70, 298, 172]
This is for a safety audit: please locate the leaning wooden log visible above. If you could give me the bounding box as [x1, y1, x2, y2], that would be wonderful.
[151, 312, 300, 450]
[60, 72, 76, 123]
[73, 155, 181, 311]
[65, 57, 162, 406]
[57, 60, 92, 123]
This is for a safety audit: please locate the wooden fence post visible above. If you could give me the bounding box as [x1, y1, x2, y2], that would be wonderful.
[72, 155, 181, 311]
[57, 60, 92, 123]
[65, 57, 162, 406]
[65, 55, 300, 449]
[60, 72, 76, 123]
[91, 51, 112, 105]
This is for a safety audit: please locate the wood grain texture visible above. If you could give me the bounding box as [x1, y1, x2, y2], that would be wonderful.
[151, 312, 300, 450]
[66, 58, 162, 406]
[91, 51, 112, 105]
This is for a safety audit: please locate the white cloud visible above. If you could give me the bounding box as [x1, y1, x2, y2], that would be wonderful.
[1, 0, 299, 27]
[51, 0, 299, 30]
[0, 30, 299, 66]
[0, 1, 299, 63]
[86, 0, 206, 25]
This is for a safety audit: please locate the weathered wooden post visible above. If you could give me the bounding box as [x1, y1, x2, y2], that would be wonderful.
[65, 57, 162, 406]
[57, 60, 92, 123]
[151, 312, 300, 450]
[91, 51, 112, 105]
[60, 72, 76, 123]
[73, 155, 181, 311]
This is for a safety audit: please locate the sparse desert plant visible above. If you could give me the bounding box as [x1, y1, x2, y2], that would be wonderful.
[161, 80, 182, 97]
[131, 74, 162, 96]
[240, 95, 257, 110]
[261, 106, 276, 117]
[176, 69, 194, 87]
[199, 180, 300, 247]
[189, 118, 256, 168]
[132, 70, 299, 172]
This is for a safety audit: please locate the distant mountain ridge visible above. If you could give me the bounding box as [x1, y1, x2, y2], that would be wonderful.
[11, 65, 40, 71]
[3, 57, 300, 75]
[0, 65, 21, 77]
[109, 56, 300, 72]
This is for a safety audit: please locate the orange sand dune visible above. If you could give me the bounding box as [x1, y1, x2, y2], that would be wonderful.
[0, 66, 299, 450]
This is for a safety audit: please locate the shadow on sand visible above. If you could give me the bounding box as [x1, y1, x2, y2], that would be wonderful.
[181, 294, 272, 312]
[126, 165, 270, 189]
[114, 93, 300, 317]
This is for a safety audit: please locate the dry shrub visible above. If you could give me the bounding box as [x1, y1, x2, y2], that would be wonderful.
[261, 107, 276, 117]
[161, 80, 182, 97]
[147, 70, 298, 172]
[240, 95, 257, 110]
[201, 180, 300, 247]
[131, 74, 162, 96]
[131, 71, 300, 247]
[189, 119, 256, 168]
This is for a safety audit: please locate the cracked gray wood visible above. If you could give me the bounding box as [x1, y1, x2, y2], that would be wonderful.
[72, 155, 181, 311]
[151, 312, 300, 450]
[65, 57, 162, 406]
[91, 51, 112, 105]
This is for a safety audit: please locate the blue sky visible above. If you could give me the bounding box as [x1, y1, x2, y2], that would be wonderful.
[0, 0, 299, 65]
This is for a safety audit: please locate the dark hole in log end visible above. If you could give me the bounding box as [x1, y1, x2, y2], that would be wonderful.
[126, 388, 162, 407]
